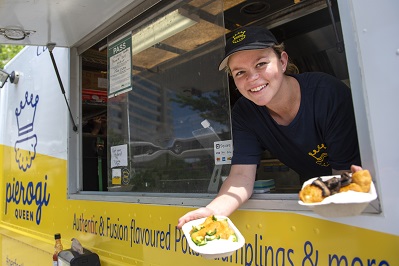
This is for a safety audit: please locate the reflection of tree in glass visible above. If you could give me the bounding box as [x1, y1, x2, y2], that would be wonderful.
[172, 90, 229, 124]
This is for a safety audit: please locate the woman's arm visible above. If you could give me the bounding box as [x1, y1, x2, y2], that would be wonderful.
[207, 164, 257, 215]
[177, 164, 257, 229]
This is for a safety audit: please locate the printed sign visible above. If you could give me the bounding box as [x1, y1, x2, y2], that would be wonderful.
[108, 32, 132, 97]
[214, 140, 233, 165]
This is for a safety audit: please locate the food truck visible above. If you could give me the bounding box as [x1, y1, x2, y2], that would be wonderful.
[0, 0, 398, 265]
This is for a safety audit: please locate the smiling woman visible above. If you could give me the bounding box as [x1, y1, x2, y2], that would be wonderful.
[221, 26, 360, 178]
[177, 25, 362, 229]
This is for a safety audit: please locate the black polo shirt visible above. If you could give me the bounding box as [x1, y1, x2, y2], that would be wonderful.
[231, 72, 361, 181]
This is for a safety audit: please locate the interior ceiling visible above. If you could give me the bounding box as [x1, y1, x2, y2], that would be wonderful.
[81, 0, 328, 72]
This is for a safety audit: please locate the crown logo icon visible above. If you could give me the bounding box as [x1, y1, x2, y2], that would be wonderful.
[308, 144, 330, 167]
[232, 30, 246, 44]
[14, 91, 39, 172]
[15, 91, 39, 136]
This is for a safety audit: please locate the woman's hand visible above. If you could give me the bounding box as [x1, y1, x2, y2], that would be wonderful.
[351, 165, 363, 173]
[333, 165, 364, 175]
[177, 207, 214, 229]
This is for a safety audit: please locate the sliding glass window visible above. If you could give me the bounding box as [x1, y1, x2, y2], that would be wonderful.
[81, 0, 230, 194]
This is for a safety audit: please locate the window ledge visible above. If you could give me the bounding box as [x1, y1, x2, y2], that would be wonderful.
[68, 192, 380, 215]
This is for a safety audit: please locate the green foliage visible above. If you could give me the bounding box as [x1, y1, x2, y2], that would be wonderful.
[0, 45, 24, 68]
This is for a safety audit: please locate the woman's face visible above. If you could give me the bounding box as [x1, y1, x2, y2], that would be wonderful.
[228, 48, 288, 106]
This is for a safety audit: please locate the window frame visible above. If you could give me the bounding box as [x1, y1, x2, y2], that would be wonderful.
[66, 0, 381, 216]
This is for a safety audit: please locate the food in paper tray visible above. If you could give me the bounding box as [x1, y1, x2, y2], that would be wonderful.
[299, 170, 372, 203]
[182, 215, 245, 259]
[298, 170, 377, 217]
[189, 215, 237, 246]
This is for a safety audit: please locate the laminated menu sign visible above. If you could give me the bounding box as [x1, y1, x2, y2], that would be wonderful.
[108, 32, 132, 97]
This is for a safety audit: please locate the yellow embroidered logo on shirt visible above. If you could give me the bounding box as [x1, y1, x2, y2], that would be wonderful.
[308, 144, 330, 167]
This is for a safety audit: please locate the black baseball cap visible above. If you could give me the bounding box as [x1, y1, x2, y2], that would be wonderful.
[218, 26, 278, 70]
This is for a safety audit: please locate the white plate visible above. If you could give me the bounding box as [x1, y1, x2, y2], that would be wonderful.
[298, 175, 377, 217]
[182, 216, 245, 259]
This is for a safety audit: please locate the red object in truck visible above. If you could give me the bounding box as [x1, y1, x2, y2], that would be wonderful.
[82, 89, 108, 103]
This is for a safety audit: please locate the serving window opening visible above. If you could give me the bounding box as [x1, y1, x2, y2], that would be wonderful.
[79, 0, 359, 198]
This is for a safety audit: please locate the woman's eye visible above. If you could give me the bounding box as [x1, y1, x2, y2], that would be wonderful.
[256, 62, 267, 68]
[234, 71, 244, 77]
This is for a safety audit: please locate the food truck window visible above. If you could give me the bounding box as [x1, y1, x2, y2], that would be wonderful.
[74, 0, 379, 214]
[78, 0, 344, 195]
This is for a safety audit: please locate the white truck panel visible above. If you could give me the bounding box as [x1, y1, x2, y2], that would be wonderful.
[338, 0, 399, 235]
[2, 46, 69, 160]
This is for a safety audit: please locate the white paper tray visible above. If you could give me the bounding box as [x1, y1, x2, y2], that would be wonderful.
[182, 216, 245, 259]
[298, 175, 377, 217]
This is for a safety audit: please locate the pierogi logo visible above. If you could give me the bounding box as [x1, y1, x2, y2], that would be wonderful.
[4, 91, 50, 225]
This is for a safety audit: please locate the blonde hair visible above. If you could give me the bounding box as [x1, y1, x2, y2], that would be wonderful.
[224, 42, 299, 75]
[272, 43, 299, 75]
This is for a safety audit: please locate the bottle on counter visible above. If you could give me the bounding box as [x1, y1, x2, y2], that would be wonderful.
[53, 233, 63, 266]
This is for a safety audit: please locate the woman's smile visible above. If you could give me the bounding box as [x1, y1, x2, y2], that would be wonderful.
[249, 84, 267, 92]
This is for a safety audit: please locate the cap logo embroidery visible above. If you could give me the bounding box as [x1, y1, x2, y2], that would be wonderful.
[232, 30, 246, 44]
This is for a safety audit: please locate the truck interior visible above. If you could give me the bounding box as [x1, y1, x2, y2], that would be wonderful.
[78, 0, 351, 194]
